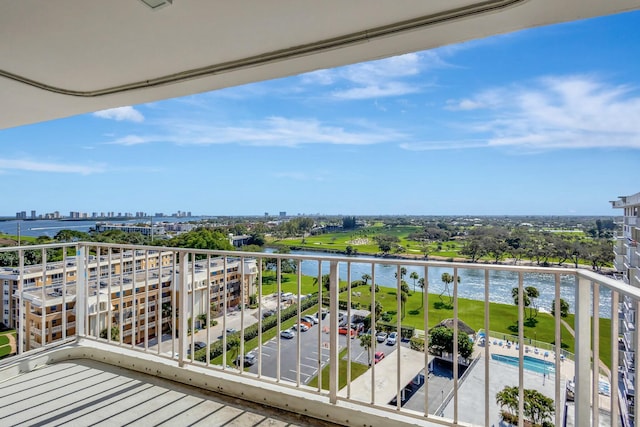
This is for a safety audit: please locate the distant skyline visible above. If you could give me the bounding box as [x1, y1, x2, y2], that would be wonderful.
[2, 11, 640, 216]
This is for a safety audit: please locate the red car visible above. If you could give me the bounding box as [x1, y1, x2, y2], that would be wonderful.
[338, 327, 356, 338]
[373, 351, 385, 364]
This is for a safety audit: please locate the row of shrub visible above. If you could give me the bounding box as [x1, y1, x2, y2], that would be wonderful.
[194, 295, 320, 362]
[321, 297, 362, 311]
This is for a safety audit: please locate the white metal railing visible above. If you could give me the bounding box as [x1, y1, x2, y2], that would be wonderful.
[0, 242, 638, 426]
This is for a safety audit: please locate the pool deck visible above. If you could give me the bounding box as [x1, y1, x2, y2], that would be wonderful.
[455, 335, 612, 422]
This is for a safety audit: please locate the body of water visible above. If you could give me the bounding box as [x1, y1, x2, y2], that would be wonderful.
[0, 217, 205, 238]
[265, 249, 612, 318]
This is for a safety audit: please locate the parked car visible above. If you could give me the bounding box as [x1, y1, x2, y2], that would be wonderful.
[373, 351, 385, 364]
[376, 331, 388, 343]
[302, 315, 318, 325]
[339, 327, 356, 338]
[293, 323, 309, 332]
[300, 320, 313, 329]
[351, 322, 364, 334]
[226, 328, 238, 335]
[280, 328, 296, 339]
[235, 351, 257, 367]
[262, 309, 275, 318]
[386, 332, 398, 345]
[187, 341, 207, 355]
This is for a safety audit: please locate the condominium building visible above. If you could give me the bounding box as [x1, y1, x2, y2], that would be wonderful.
[612, 191, 640, 426]
[96, 222, 166, 236]
[0, 250, 258, 350]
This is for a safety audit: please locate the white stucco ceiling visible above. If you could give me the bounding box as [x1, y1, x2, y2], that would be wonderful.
[2, 0, 640, 129]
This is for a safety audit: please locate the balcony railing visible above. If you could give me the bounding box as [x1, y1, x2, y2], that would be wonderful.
[1, 241, 639, 426]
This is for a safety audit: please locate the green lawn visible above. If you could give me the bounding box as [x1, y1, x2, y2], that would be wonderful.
[307, 348, 369, 390]
[0, 330, 15, 359]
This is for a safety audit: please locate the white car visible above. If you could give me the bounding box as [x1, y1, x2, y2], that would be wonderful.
[376, 331, 388, 343]
[302, 315, 318, 325]
[280, 329, 296, 339]
[386, 332, 398, 345]
[293, 323, 310, 332]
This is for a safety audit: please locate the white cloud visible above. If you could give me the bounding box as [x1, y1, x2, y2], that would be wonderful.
[0, 158, 105, 175]
[93, 106, 144, 122]
[444, 75, 640, 151]
[299, 52, 448, 100]
[108, 117, 405, 148]
[399, 140, 488, 151]
[108, 135, 151, 146]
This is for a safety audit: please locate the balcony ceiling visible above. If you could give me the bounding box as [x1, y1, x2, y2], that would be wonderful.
[2, 0, 640, 130]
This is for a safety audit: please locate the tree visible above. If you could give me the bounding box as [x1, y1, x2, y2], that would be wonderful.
[374, 234, 400, 254]
[359, 333, 372, 364]
[361, 273, 372, 286]
[313, 274, 331, 292]
[400, 291, 408, 319]
[417, 278, 425, 308]
[226, 334, 241, 362]
[511, 287, 531, 318]
[409, 271, 419, 292]
[524, 388, 554, 425]
[440, 273, 460, 306]
[427, 326, 473, 360]
[496, 386, 554, 426]
[394, 267, 407, 281]
[369, 300, 383, 323]
[100, 325, 120, 341]
[551, 298, 570, 318]
[496, 385, 519, 415]
[525, 286, 540, 318]
[420, 242, 431, 259]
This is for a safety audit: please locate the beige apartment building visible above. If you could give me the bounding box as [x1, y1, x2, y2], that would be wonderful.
[612, 191, 640, 425]
[0, 249, 258, 350]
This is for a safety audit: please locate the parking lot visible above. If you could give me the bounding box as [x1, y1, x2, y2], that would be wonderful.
[244, 313, 403, 385]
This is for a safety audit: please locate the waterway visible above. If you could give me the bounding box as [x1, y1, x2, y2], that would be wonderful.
[265, 249, 612, 318]
[0, 217, 205, 238]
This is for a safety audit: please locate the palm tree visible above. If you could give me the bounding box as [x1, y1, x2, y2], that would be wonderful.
[361, 273, 372, 286]
[400, 291, 408, 319]
[417, 278, 425, 308]
[440, 273, 459, 304]
[409, 271, 419, 292]
[359, 333, 372, 364]
[394, 267, 407, 281]
[496, 386, 519, 417]
[313, 274, 331, 292]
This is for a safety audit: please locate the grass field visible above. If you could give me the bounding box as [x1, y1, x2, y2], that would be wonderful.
[270, 225, 464, 258]
[0, 330, 16, 359]
[255, 273, 611, 368]
[307, 348, 369, 390]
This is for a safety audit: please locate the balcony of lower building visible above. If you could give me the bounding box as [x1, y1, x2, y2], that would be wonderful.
[0, 242, 637, 426]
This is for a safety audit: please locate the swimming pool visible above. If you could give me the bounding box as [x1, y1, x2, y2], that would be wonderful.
[491, 354, 555, 375]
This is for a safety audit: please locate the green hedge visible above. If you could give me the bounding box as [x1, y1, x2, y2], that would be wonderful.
[375, 321, 415, 339]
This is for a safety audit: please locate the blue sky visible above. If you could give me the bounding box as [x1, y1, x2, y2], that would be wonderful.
[2, 11, 640, 217]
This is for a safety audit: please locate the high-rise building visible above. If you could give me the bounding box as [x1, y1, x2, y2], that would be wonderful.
[611, 191, 640, 426]
[30, 210, 36, 219]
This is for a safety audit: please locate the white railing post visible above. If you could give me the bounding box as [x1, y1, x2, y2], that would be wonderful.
[178, 251, 188, 366]
[329, 260, 339, 404]
[574, 276, 591, 426]
[76, 245, 86, 337]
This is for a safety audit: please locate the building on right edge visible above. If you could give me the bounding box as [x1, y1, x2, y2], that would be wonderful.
[612, 191, 640, 426]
